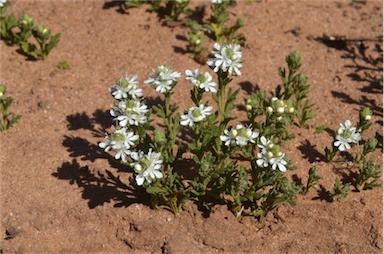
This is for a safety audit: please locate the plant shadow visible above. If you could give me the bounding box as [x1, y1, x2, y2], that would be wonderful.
[297, 139, 325, 163]
[53, 159, 150, 209]
[312, 184, 332, 202]
[312, 34, 383, 121]
[53, 109, 150, 209]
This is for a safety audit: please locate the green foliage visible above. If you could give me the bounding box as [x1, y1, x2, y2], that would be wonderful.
[56, 61, 70, 70]
[246, 51, 315, 141]
[144, 166, 189, 214]
[0, 84, 21, 131]
[301, 166, 321, 194]
[330, 178, 351, 201]
[204, 1, 245, 44]
[313, 124, 326, 134]
[277, 51, 315, 127]
[355, 157, 381, 191]
[0, 3, 60, 60]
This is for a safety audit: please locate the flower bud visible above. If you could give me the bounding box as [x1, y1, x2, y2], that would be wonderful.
[267, 106, 273, 113]
[20, 14, 33, 27]
[277, 107, 285, 113]
[363, 138, 378, 154]
[0, 85, 6, 98]
[134, 164, 142, 172]
[246, 104, 252, 111]
[360, 107, 372, 122]
[36, 24, 49, 37]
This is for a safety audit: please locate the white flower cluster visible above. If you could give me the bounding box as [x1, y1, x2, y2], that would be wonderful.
[185, 69, 217, 93]
[256, 136, 287, 172]
[99, 128, 139, 163]
[267, 97, 294, 115]
[130, 149, 163, 186]
[144, 65, 182, 93]
[110, 100, 149, 127]
[334, 120, 361, 151]
[207, 42, 242, 76]
[220, 124, 259, 147]
[180, 104, 213, 127]
[108, 75, 149, 127]
[100, 74, 164, 186]
[109, 75, 143, 100]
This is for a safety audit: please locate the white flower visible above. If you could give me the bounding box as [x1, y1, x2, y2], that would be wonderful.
[180, 104, 212, 127]
[220, 124, 259, 147]
[220, 128, 238, 146]
[257, 136, 271, 153]
[99, 128, 139, 163]
[110, 100, 149, 127]
[109, 75, 143, 100]
[269, 155, 287, 172]
[212, 0, 223, 4]
[0, 0, 7, 8]
[256, 152, 269, 168]
[144, 65, 182, 94]
[185, 69, 217, 93]
[256, 136, 287, 172]
[334, 136, 352, 151]
[130, 149, 163, 186]
[333, 120, 361, 151]
[207, 42, 242, 76]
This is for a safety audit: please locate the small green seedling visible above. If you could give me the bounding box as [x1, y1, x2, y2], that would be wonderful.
[0, 84, 21, 131]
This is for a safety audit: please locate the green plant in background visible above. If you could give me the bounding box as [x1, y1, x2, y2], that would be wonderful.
[117, 0, 246, 65]
[121, 0, 191, 23]
[99, 42, 322, 222]
[56, 61, 70, 70]
[185, 0, 245, 64]
[324, 107, 381, 198]
[20, 23, 61, 60]
[204, 0, 245, 44]
[0, 84, 21, 131]
[0, 0, 60, 60]
[162, 0, 192, 23]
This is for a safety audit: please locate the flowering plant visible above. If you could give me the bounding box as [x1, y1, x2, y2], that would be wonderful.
[99, 42, 380, 221]
[325, 108, 381, 196]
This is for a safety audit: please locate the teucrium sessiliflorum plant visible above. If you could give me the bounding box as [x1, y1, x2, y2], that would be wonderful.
[99, 43, 324, 221]
[100, 42, 380, 221]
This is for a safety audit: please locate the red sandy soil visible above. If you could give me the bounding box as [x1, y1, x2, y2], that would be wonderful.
[0, 0, 383, 253]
